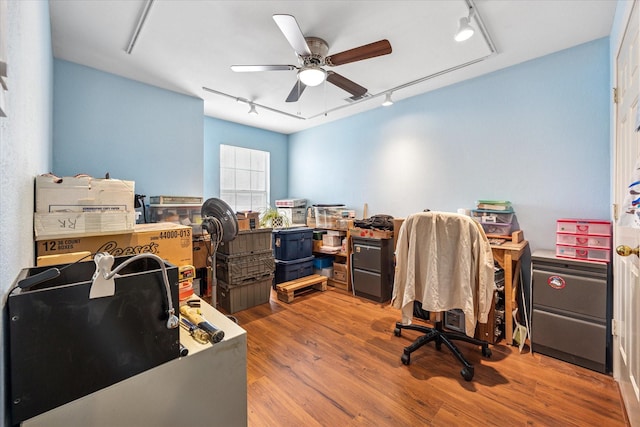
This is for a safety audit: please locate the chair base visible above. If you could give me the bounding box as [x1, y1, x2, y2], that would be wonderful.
[394, 320, 492, 381]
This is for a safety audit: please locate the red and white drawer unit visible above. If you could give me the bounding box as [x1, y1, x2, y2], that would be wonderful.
[555, 219, 612, 263]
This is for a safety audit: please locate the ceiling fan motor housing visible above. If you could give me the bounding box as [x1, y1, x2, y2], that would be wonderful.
[302, 37, 329, 66]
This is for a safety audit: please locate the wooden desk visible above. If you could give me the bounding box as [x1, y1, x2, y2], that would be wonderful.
[491, 239, 529, 345]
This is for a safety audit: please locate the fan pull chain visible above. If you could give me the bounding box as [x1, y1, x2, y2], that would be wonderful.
[323, 79, 328, 116]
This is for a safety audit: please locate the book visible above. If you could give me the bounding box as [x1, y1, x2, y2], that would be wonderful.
[477, 204, 513, 211]
[476, 200, 512, 211]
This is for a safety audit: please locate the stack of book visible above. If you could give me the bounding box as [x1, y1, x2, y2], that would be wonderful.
[472, 200, 515, 237]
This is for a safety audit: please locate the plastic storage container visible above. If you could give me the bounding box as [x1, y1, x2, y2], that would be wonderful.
[313, 230, 327, 240]
[149, 204, 202, 226]
[216, 251, 275, 285]
[218, 228, 272, 256]
[556, 233, 611, 248]
[313, 256, 333, 269]
[274, 256, 314, 284]
[554, 219, 612, 263]
[272, 228, 313, 261]
[217, 276, 273, 314]
[277, 207, 307, 226]
[480, 222, 512, 236]
[556, 245, 611, 262]
[313, 206, 355, 229]
[471, 209, 514, 224]
[556, 219, 611, 235]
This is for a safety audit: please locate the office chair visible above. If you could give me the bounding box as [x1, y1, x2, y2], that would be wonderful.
[391, 211, 495, 381]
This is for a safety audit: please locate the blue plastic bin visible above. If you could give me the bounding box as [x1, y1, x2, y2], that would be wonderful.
[313, 256, 333, 269]
[274, 256, 314, 285]
[272, 227, 313, 261]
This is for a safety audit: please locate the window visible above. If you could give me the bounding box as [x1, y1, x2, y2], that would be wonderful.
[220, 145, 270, 212]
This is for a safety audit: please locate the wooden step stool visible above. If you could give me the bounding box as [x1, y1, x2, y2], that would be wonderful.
[276, 274, 328, 303]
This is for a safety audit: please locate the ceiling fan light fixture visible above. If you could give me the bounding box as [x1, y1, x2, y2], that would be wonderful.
[248, 103, 258, 116]
[454, 16, 475, 42]
[298, 66, 326, 87]
[382, 92, 394, 107]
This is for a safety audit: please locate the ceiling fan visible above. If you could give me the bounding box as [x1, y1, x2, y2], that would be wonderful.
[231, 14, 392, 102]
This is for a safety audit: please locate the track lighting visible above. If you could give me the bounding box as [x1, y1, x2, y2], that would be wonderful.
[248, 103, 258, 116]
[298, 66, 326, 87]
[454, 6, 475, 42]
[382, 92, 394, 107]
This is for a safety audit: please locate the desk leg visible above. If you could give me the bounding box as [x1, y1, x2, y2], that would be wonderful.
[504, 251, 514, 345]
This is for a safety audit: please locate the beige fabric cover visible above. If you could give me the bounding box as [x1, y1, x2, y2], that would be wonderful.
[391, 211, 495, 337]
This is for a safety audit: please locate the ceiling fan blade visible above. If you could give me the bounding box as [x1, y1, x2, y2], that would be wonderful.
[325, 39, 392, 66]
[326, 71, 368, 98]
[286, 80, 307, 103]
[231, 65, 296, 72]
[273, 14, 312, 56]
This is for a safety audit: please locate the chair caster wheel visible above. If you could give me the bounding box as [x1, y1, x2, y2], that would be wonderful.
[461, 366, 474, 382]
[394, 327, 402, 337]
[482, 346, 492, 358]
[401, 353, 410, 365]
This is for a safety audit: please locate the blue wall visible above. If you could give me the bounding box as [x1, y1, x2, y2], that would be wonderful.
[53, 60, 204, 198]
[289, 38, 611, 255]
[203, 117, 289, 205]
[52, 38, 610, 258]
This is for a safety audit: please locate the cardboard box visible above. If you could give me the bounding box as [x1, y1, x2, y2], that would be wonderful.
[35, 251, 93, 267]
[36, 223, 193, 267]
[349, 227, 393, 239]
[236, 211, 260, 230]
[237, 219, 251, 231]
[34, 211, 136, 240]
[192, 237, 211, 269]
[35, 175, 134, 213]
[322, 234, 342, 247]
[333, 262, 348, 283]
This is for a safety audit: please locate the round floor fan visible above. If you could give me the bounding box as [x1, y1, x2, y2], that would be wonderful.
[201, 198, 239, 307]
[201, 198, 238, 243]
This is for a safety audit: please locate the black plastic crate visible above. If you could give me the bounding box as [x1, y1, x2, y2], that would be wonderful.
[216, 251, 275, 285]
[217, 275, 273, 314]
[218, 228, 272, 256]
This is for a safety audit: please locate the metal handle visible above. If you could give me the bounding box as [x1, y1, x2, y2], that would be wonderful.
[616, 245, 640, 257]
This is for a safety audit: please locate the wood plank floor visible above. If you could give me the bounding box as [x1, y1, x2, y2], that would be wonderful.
[230, 286, 628, 426]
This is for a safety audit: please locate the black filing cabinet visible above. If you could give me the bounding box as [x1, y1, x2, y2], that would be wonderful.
[352, 237, 394, 302]
[531, 250, 612, 374]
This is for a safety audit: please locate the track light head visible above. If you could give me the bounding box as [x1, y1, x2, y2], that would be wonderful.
[382, 92, 394, 107]
[248, 103, 258, 116]
[455, 16, 475, 42]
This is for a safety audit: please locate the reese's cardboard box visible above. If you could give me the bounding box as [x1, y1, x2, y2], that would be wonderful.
[36, 223, 193, 267]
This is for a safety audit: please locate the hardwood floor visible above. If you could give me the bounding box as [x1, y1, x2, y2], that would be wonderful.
[231, 286, 628, 427]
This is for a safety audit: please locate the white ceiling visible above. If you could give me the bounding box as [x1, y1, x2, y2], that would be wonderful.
[49, 0, 617, 135]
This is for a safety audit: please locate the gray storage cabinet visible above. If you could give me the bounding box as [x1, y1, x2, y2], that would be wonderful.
[352, 237, 394, 302]
[531, 250, 612, 374]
